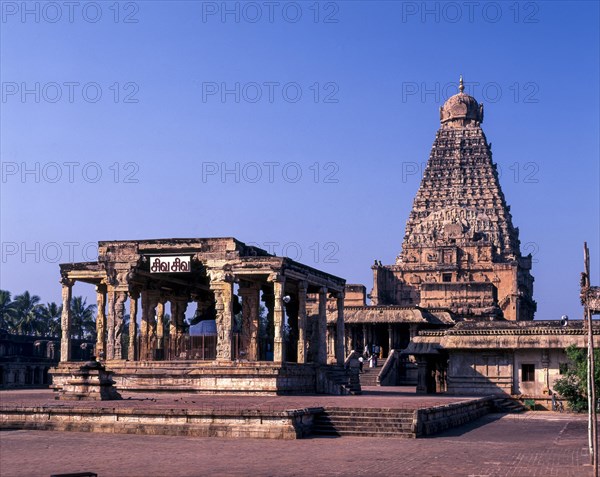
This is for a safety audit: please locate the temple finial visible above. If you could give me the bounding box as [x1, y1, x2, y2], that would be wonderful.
[459, 75, 464, 93]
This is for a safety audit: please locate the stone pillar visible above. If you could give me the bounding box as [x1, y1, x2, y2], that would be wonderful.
[147, 294, 159, 360]
[239, 282, 260, 361]
[139, 291, 149, 360]
[335, 293, 345, 365]
[297, 281, 308, 364]
[156, 299, 165, 352]
[210, 278, 234, 361]
[169, 297, 189, 359]
[362, 324, 367, 351]
[409, 324, 419, 341]
[106, 289, 116, 360]
[95, 284, 107, 360]
[169, 299, 178, 358]
[272, 275, 286, 363]
[113, 291, 127, 360]
[140, 291, 158, 360]
[327, 325, 336, 364]
[416, 357, 428, 394]
[177, 299, 188, 357]
[261, 288, 275, 361]
[128, 291, 139, 361]
[317, 287, 328, 365]
[60, 279, 73, 362]
[388, 324, 393, 358]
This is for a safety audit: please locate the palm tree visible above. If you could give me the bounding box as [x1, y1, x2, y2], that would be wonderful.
[39, 302, 62, 337]
[0, 290, 16, 331]
[70, 296, 96, 340]
[13, 291, 43, 335]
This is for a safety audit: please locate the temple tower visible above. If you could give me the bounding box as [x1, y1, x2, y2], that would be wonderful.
[371, 77, 536, 321]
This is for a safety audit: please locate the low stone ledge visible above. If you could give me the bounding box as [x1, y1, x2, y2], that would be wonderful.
[415, 397, 493, 437]
[50, 362, 319, 395]
[0, 405, 323, 440]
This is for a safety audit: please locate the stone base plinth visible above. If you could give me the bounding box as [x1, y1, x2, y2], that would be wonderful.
[51, 361, 350, 396]
[0, 406, 319, 439]
[53, 362, 121, 401]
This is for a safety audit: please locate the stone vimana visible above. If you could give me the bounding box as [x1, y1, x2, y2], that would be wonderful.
[372, 75, 536, 322]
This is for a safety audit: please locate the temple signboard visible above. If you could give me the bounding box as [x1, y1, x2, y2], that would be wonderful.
[149, 256, 191, 273]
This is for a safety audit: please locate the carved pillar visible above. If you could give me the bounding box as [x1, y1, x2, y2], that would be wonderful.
[210, 277, 234, 361]
[261, 288, 275, 361]
[272, 275, 286, 363]
[95, 284, 107, 360]
[326, 325, 336, 364]
[336, 293, 345, 365]
[169, 299, 178, 358]
[416, 357, 428, 394]
[140, 291, 149, 360]
[297, 281, 308, 364]
[362, 324, 367, 351]
[239, 282, 260, 361]
[128, 291, 139, 361]
[156, 299, 165, 352]
[147, 294, 159, 360]
[140, 291, 158, 360]
[113, 291, 127, 360]
[169, 297, 188, 359]
[106, 289, 116, 360]
[59, 279, 73, 362]
[388, 324, 393, 358]
[317, 287, 328, 365]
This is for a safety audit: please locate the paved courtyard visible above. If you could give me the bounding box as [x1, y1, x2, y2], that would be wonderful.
[0, 388, 480, 411]
[0, 412, 591, 476]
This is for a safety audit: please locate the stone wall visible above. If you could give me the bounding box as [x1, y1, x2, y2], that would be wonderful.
[0, 406, 320, 439]
[415, 397, 493, 436]
[447, 351, 513, 395]
[446, 348, 569, 397]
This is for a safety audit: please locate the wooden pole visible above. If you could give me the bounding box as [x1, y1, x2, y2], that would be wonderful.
[584, 242, 598, 476]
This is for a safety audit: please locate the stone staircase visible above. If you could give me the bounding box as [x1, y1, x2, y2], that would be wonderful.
[322, 366, 361, 395]
[312, 407, 416, 438]
[359, 363, 384, 386]
[492, 397, 526, 413]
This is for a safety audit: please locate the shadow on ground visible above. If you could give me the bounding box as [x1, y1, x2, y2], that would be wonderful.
[425, 413, 508, 438]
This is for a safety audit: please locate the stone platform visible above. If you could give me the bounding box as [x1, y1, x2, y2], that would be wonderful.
[50, 361, 356, 396]
[0, 388, 491, 439]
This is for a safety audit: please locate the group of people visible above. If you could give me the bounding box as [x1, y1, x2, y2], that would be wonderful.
[358, 343, 381, 372]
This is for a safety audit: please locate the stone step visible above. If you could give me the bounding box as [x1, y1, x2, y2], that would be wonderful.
[315, 418, 413, 427]
[313, 423, 413, 432]
[314, 416, 413, 424]
[311, 428, 415, 438]
[318, 415, 413, 423]
[493, 398, 525, 413]
[321, 410, 414, 417]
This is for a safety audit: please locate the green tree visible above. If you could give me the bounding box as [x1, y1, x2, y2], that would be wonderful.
[0, 290, 16, 330]
[12, 291, 43, 335]
[70, 296, 96, 340]
[554, 345, 600, 412]
[38, 302, 62, 337]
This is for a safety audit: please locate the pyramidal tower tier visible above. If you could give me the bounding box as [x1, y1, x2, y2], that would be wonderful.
[372, 77, 536, 321]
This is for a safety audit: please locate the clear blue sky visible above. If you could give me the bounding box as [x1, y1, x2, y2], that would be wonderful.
[1, 1, 599, 321]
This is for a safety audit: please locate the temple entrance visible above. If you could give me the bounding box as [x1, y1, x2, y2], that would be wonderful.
[373, 324, 389, 358]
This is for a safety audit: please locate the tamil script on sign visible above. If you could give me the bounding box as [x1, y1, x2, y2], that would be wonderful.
[149, 256, 191, 273]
